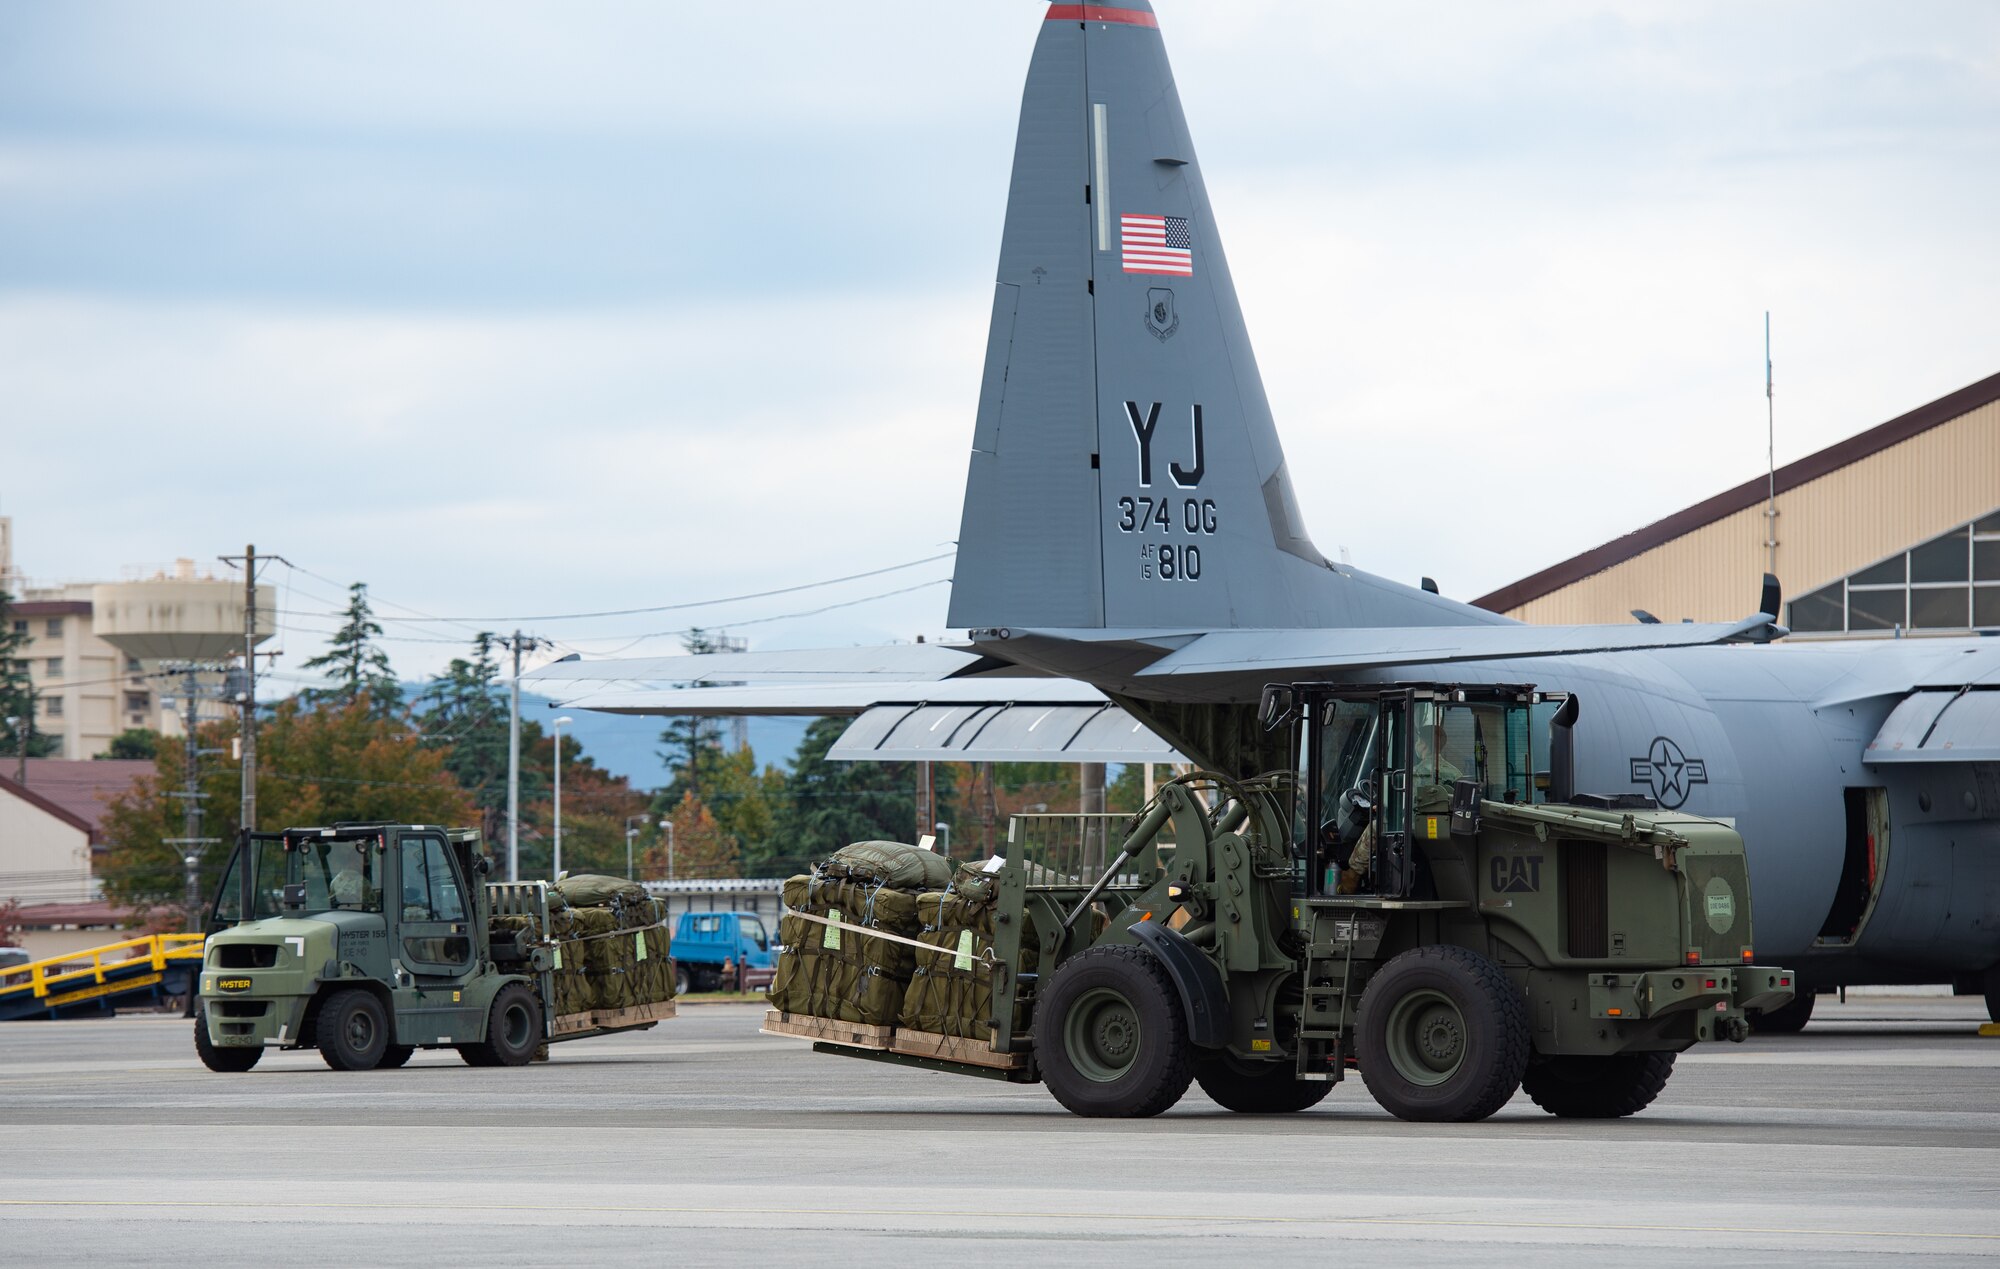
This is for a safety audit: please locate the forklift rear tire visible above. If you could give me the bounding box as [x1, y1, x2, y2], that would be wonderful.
[316, 988, 390, 1071]
[1986, 967, 2000, 1024]
[1038, 944, 1194, 1118]
[1748, 990, 1815, 1034]
[1357, 945, 1530, 1123]
[1193, 1051, 1334, 1113]
[379, 1045, 415, 1069]
[1521, 1051, 1675, 1118]
[193, 1007, 261, 1073]
[459, 983, 543, 1068]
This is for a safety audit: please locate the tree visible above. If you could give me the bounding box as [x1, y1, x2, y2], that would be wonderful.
[656, 629, 730, 803]
[519, 726, 648, 879]
[767, 717, 918, 871]
[300, 582, 403, 715]
[97, 698, 470, 924]
[417, 633, 509, 841]
[99, 729, 161, 760]
[641, 793, 740, 880]
[0, 587, 60, 760]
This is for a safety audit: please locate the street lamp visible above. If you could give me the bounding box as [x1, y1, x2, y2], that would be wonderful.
[551, 716, 574, 879]
[624, 814, 650, 881]
[934, 821, 950, 856]
[664, 819, 675, 881]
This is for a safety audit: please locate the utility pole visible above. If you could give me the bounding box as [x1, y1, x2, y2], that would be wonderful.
[508, 631, 522, 882]
[220, 546, 286, 835]
[502, 631, 544, 882]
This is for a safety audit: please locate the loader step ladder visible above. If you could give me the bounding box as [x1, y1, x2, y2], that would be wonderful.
[0, 934, 207, 1021]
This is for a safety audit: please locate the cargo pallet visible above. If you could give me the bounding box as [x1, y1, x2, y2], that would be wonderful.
[760, 1008, 1026, 1073]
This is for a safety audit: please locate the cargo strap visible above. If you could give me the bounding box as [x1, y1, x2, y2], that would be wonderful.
[537, 920, 671, 948]
[786, 910, 999, 971]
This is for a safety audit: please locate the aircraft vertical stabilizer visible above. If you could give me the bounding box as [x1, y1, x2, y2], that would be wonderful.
[948, 3, 1506, 634]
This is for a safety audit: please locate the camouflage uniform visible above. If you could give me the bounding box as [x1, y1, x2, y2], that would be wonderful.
[1341, 747, 1464, 890]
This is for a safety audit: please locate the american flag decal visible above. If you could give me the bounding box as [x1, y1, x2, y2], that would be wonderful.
[1121, 213, 1193, 276]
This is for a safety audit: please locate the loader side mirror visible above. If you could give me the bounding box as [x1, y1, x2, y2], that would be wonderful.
[1258, 684, 1297, 730]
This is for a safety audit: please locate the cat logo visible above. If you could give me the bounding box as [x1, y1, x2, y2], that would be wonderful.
[216, 977, 253, 993]
[1489, 855, 1544, 894]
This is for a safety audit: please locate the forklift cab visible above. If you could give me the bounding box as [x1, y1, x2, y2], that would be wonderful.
[206, 823, 490, 980]
[1261, 683, 1575, 899]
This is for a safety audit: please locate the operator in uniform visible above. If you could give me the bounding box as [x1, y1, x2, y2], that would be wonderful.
[1337, 718, 1464, 893]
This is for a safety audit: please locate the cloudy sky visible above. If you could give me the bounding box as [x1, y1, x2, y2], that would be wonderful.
[3, 1, 1996, 689]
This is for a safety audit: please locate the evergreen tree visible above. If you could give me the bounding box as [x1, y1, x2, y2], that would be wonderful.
[0, 588, 59, 760]
[656, 628, 728, 802]
[300, 582, 403, 715]
[100, 729, 161, 760]
[417, 633, 509, 840]
[768, 717, 918, 870]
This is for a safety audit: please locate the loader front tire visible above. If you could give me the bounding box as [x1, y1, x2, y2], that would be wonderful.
[1038, 944, 1193, 1119]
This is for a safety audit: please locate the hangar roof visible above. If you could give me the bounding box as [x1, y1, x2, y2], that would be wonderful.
[1473, 369, 2000, 614]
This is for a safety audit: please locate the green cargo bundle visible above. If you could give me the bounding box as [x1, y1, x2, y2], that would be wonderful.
[498, 883, 674, 1018]
[814, 840, 954, 892]
[901, 863, 1034, 1040]
[769, 872, 921, 1025]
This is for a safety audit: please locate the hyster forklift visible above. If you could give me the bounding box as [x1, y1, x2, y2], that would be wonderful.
[804, 683, 1796, 1121]
[194, 824, 672, 1072]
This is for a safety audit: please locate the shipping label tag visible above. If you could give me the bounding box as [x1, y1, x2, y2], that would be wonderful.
[636, 932, 648, 961]
[824, 909, 843, 950]
[954, 929, 975, 971]
[552, 945, 562, 969]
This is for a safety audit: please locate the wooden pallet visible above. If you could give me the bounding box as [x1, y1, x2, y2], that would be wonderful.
[760, 1008, 893, 1051]
[552, 998, 678, 1037]
[889, 1026, 1026, 1071]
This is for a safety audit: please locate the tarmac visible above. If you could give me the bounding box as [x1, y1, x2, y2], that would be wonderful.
[1, 996, 1996, 1267]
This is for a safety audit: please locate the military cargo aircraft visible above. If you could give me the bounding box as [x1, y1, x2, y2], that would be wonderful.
[533, 1, 2000, 1025]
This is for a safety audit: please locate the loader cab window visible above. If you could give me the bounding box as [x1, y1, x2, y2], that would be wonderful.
[1309, 698, 1380, 852]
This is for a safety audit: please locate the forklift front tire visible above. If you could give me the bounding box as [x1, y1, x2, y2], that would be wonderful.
[316, 988, 391, 1071]
[460, 983, 543, 1068]
[193, 1007, 261, 1073]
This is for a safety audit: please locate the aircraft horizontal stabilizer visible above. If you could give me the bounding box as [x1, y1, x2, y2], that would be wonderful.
[1130, 613, 1785, 680]
[521, 643, 1009, 687]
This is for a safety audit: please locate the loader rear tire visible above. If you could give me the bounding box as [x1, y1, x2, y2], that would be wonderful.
[1522, 1051, 1675, 1118]
[1194, 1051, 1333, 1113]
[459, 983, 543, 1068]
[193, 1007, 261, 1073]
[378, 1044, 415, 1069]
[316, 988, 390, 1071]
[1748, 990, 1815, 1034]
[1357, 945, 1529, 1123]
[1038, 944, 1193, 1118]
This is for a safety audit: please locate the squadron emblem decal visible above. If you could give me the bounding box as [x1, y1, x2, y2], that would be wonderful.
[1630, 736, 1709, 809]
[1145, 287, 1179, 341]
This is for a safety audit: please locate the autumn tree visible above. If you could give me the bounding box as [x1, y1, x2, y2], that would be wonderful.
[97, 699, 470, 925]
[641, 792, 740, 880]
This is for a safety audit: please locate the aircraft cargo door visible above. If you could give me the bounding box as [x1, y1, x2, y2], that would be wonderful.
[1815, 787, 1889, 947]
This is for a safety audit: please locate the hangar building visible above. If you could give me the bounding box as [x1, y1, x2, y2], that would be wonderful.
[1473, 371, 2000, 637]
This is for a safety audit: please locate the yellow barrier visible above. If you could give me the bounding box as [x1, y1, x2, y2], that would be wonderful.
[0, 934, 206, 1003]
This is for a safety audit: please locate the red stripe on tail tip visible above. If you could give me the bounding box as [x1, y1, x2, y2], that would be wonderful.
[1046, 5, 1159, 28]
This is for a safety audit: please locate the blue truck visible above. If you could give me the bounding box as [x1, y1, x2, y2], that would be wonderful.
[671, 911, 777, 994]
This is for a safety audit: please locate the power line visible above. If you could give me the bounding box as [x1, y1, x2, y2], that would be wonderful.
[327, 551, 957, 624]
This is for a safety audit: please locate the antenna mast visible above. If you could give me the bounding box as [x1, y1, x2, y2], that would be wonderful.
[1764, 312, 1778, 576]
